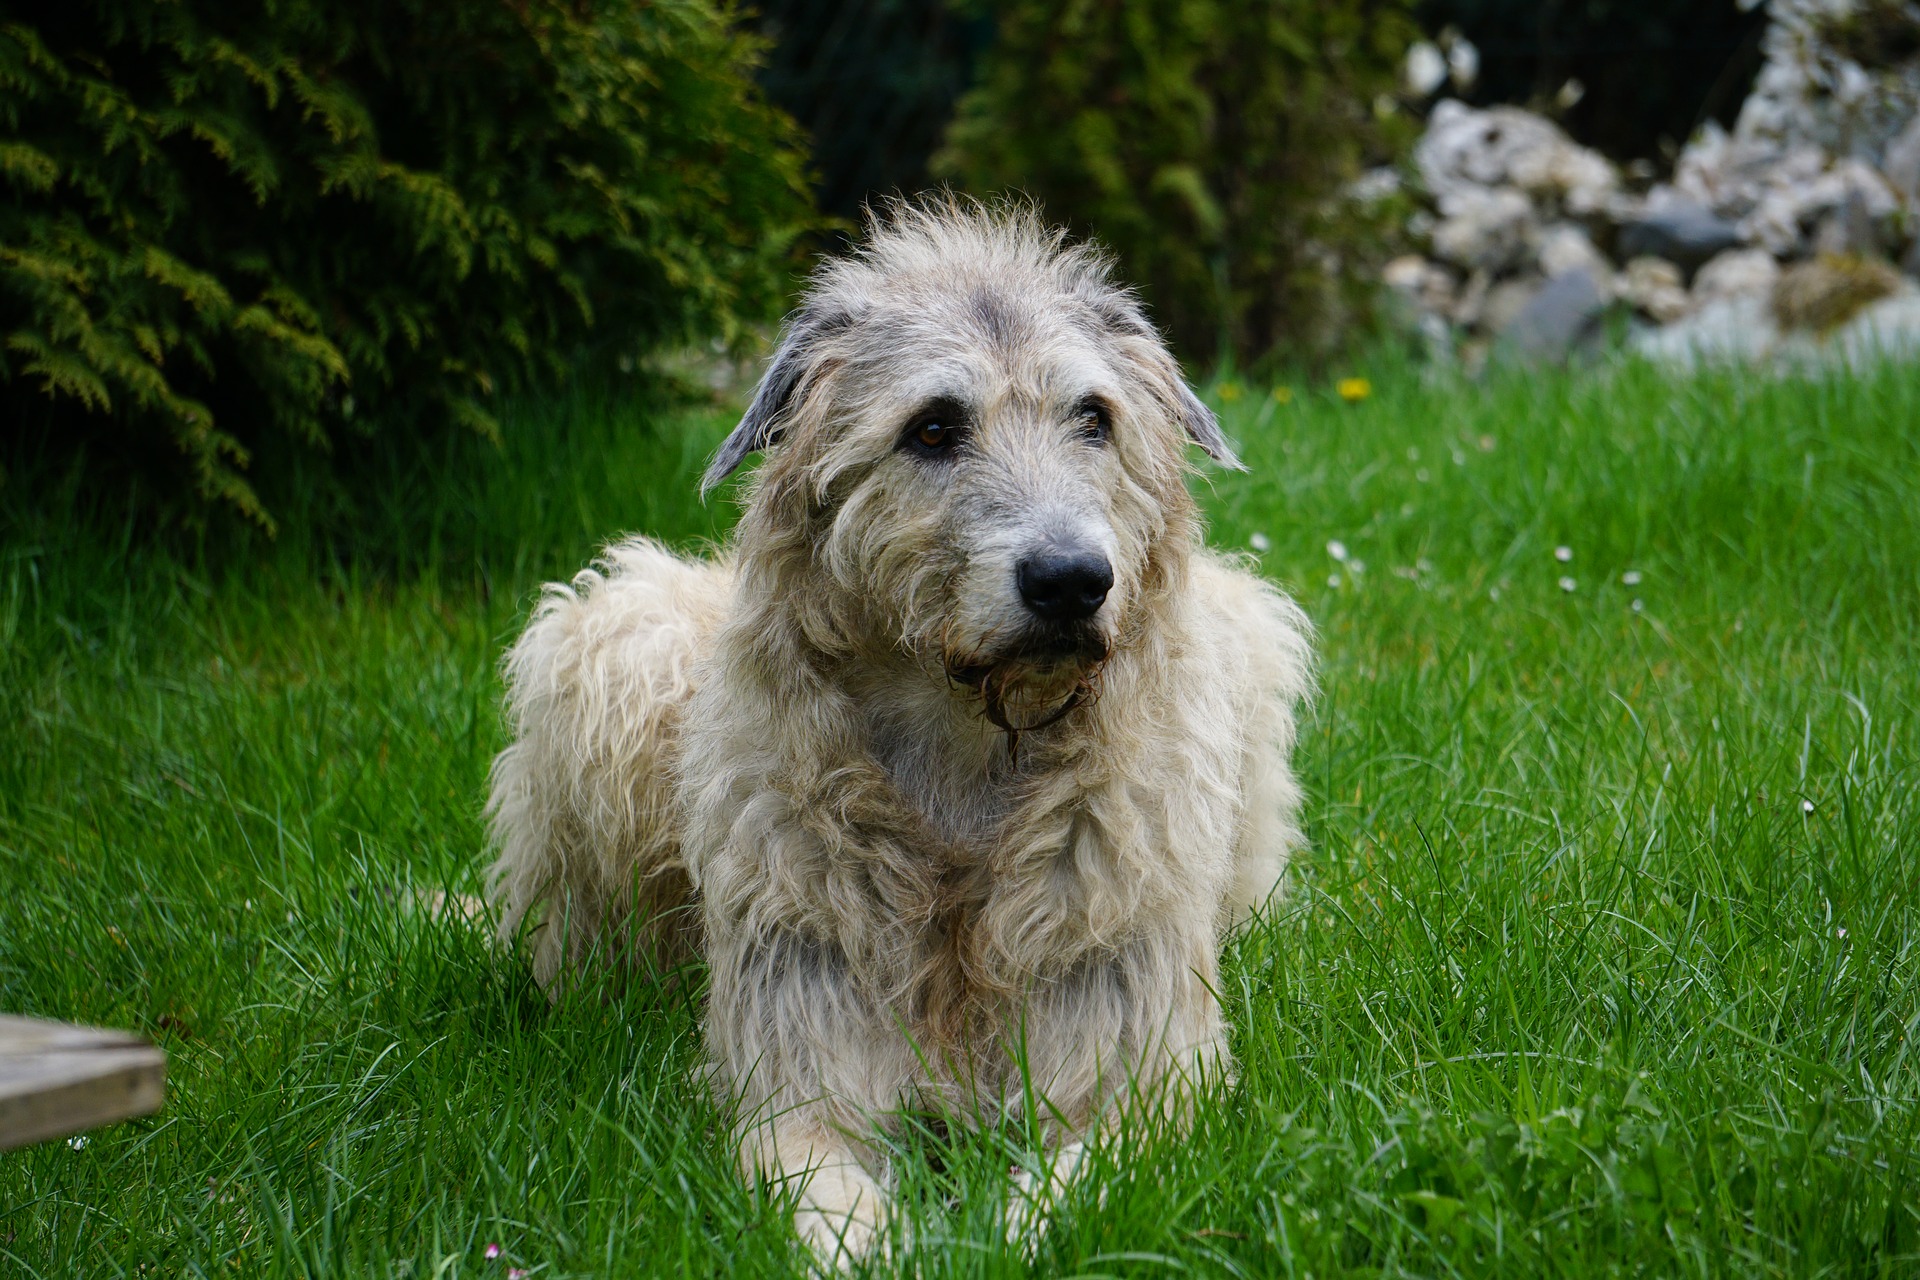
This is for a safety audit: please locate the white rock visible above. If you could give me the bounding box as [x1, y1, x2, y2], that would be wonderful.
[1635, 294, 1779, 366]
[1692, 248, 1781, 306]
[1737, 157, 1897, 256]
[1405, 41, 1447, 98]
[1448, 35, 1481, 92]
[1431, 187, 1537, 273]
[1416, 100, 1619, 217]
[1350, 166, 1403, 205]
[1881, 113, 1920, 205]
[1537, 222, 1614, 289]
[1383, 254, 1429, 292]
[1825, 290, 1920, 365]
[1450, 268, 1493, 328]
[1636, 285, 1920, 371]
[1383, 253, 1460, 321]
[1666, 0, 1920, 249]
[1621, 257, 1693, 324]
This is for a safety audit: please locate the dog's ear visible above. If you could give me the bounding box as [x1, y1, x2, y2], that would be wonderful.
[701, 306, 850, 498]
[1086, 293, 1243, 471]
[1169, 378, 1242, 471]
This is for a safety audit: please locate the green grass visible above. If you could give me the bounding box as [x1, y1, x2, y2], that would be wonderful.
[3, 358, 1918, 1278]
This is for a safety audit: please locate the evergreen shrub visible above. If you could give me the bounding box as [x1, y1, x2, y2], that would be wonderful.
[935, 0, 1418, 369]
[0, 0, 814, 529]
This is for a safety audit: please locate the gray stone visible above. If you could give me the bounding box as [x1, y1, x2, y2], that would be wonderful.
[1616, 199, 1742, 274]
[1498, 266, 1608, 363]
[1813, 186, 1887, 256]
[1886, 115, 1920, 206]
[1483, 275, 1545, 336]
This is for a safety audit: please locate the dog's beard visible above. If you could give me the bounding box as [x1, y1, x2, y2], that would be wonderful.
[942, 626, 1108, 740]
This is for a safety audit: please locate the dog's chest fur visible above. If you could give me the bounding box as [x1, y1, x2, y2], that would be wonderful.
[855, 661, 1014, 847]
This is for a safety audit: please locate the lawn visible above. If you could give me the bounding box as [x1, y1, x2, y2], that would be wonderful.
[3, 357, 1917, 1278]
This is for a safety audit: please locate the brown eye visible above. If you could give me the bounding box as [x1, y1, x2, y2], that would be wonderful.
[901, 400, 968, 458]
[1076, 401, 1112, 444]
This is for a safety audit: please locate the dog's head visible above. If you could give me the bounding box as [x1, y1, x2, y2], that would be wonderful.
[706, 199, 1239, 717]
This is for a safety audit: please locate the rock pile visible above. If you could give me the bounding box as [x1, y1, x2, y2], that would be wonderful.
[1382, 0, 1920, 369]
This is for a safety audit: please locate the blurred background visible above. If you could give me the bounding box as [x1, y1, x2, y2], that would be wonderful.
[3, 0, 1916, 534]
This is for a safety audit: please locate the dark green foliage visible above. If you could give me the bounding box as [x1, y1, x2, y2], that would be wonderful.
[751, 0, 991, 220]
[0, 0, 814, 530]
[935, 0, 1418, 368]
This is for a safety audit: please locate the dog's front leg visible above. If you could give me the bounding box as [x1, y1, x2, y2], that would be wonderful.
[710, 927, 909, 1268]
[745, 1119, 891, 1268]
[1001, 931, 1230, 1251]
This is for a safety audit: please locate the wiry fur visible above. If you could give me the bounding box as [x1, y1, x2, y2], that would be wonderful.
[487, 199, 1313, 1263]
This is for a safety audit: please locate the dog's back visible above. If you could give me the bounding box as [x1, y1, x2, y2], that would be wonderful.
[486, 537, 732, 989]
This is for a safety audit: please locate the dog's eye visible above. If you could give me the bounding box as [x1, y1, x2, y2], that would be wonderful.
[901, 406, 966, 458]
[1075, 401, 1112, 445]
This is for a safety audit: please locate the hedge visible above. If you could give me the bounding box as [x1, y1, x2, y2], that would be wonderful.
[0, 0, 816, 529]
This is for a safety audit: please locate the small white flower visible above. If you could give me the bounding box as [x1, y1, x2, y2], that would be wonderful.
[1416, 467, 1431, 483]
[1558, 576, 1577, 592]
[1326, 539, 1349, 562]
[1348, 559, 1366, 575]
[1249, 531, 1271, 553]
[1631, 599, 1644, 612]
[69, 1135, 88, 1151]
[1621, 570, 1642, 586]
[1802, 799, 1815, 813]
[1554, 546, 1573, 563]
[1327, 573, 1342, 588]
[1836, 927, 1848, 939]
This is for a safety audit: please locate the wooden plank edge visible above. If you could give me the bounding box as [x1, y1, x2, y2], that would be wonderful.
[0, 1048, 165, 1152]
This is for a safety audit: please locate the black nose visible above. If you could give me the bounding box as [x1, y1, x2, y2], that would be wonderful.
[1017, 548, 1113, 623]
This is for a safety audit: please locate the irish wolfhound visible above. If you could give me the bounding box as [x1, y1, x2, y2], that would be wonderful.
[486, 200, 1313, 1262]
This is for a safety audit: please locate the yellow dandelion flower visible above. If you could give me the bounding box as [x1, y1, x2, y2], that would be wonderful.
[1337, 377, 1372, 402]
[1272, 386, 1293, 404]
[1217, 381, 1242, 403]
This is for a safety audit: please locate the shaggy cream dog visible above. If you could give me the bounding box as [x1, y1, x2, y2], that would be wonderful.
[486, 201, 1312, 1263]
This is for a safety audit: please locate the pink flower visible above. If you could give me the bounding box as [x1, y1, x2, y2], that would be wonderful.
[509, 1271, 529, 1279]
[485, 1243, 502, 1260]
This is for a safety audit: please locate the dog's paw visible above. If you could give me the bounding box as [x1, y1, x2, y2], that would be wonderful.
[794, 1162, 891, 1272]
[1005, 1139, 1088, 1257]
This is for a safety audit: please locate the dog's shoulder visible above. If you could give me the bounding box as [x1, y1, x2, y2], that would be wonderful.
[1179, 548, 1315, 707]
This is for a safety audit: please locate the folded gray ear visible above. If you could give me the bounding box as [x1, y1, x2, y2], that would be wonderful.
[700, 307, 851, 497]
[1173, 378, 1242, 470]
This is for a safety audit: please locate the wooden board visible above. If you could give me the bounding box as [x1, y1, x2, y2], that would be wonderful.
[0, 1015, 165, 1151]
